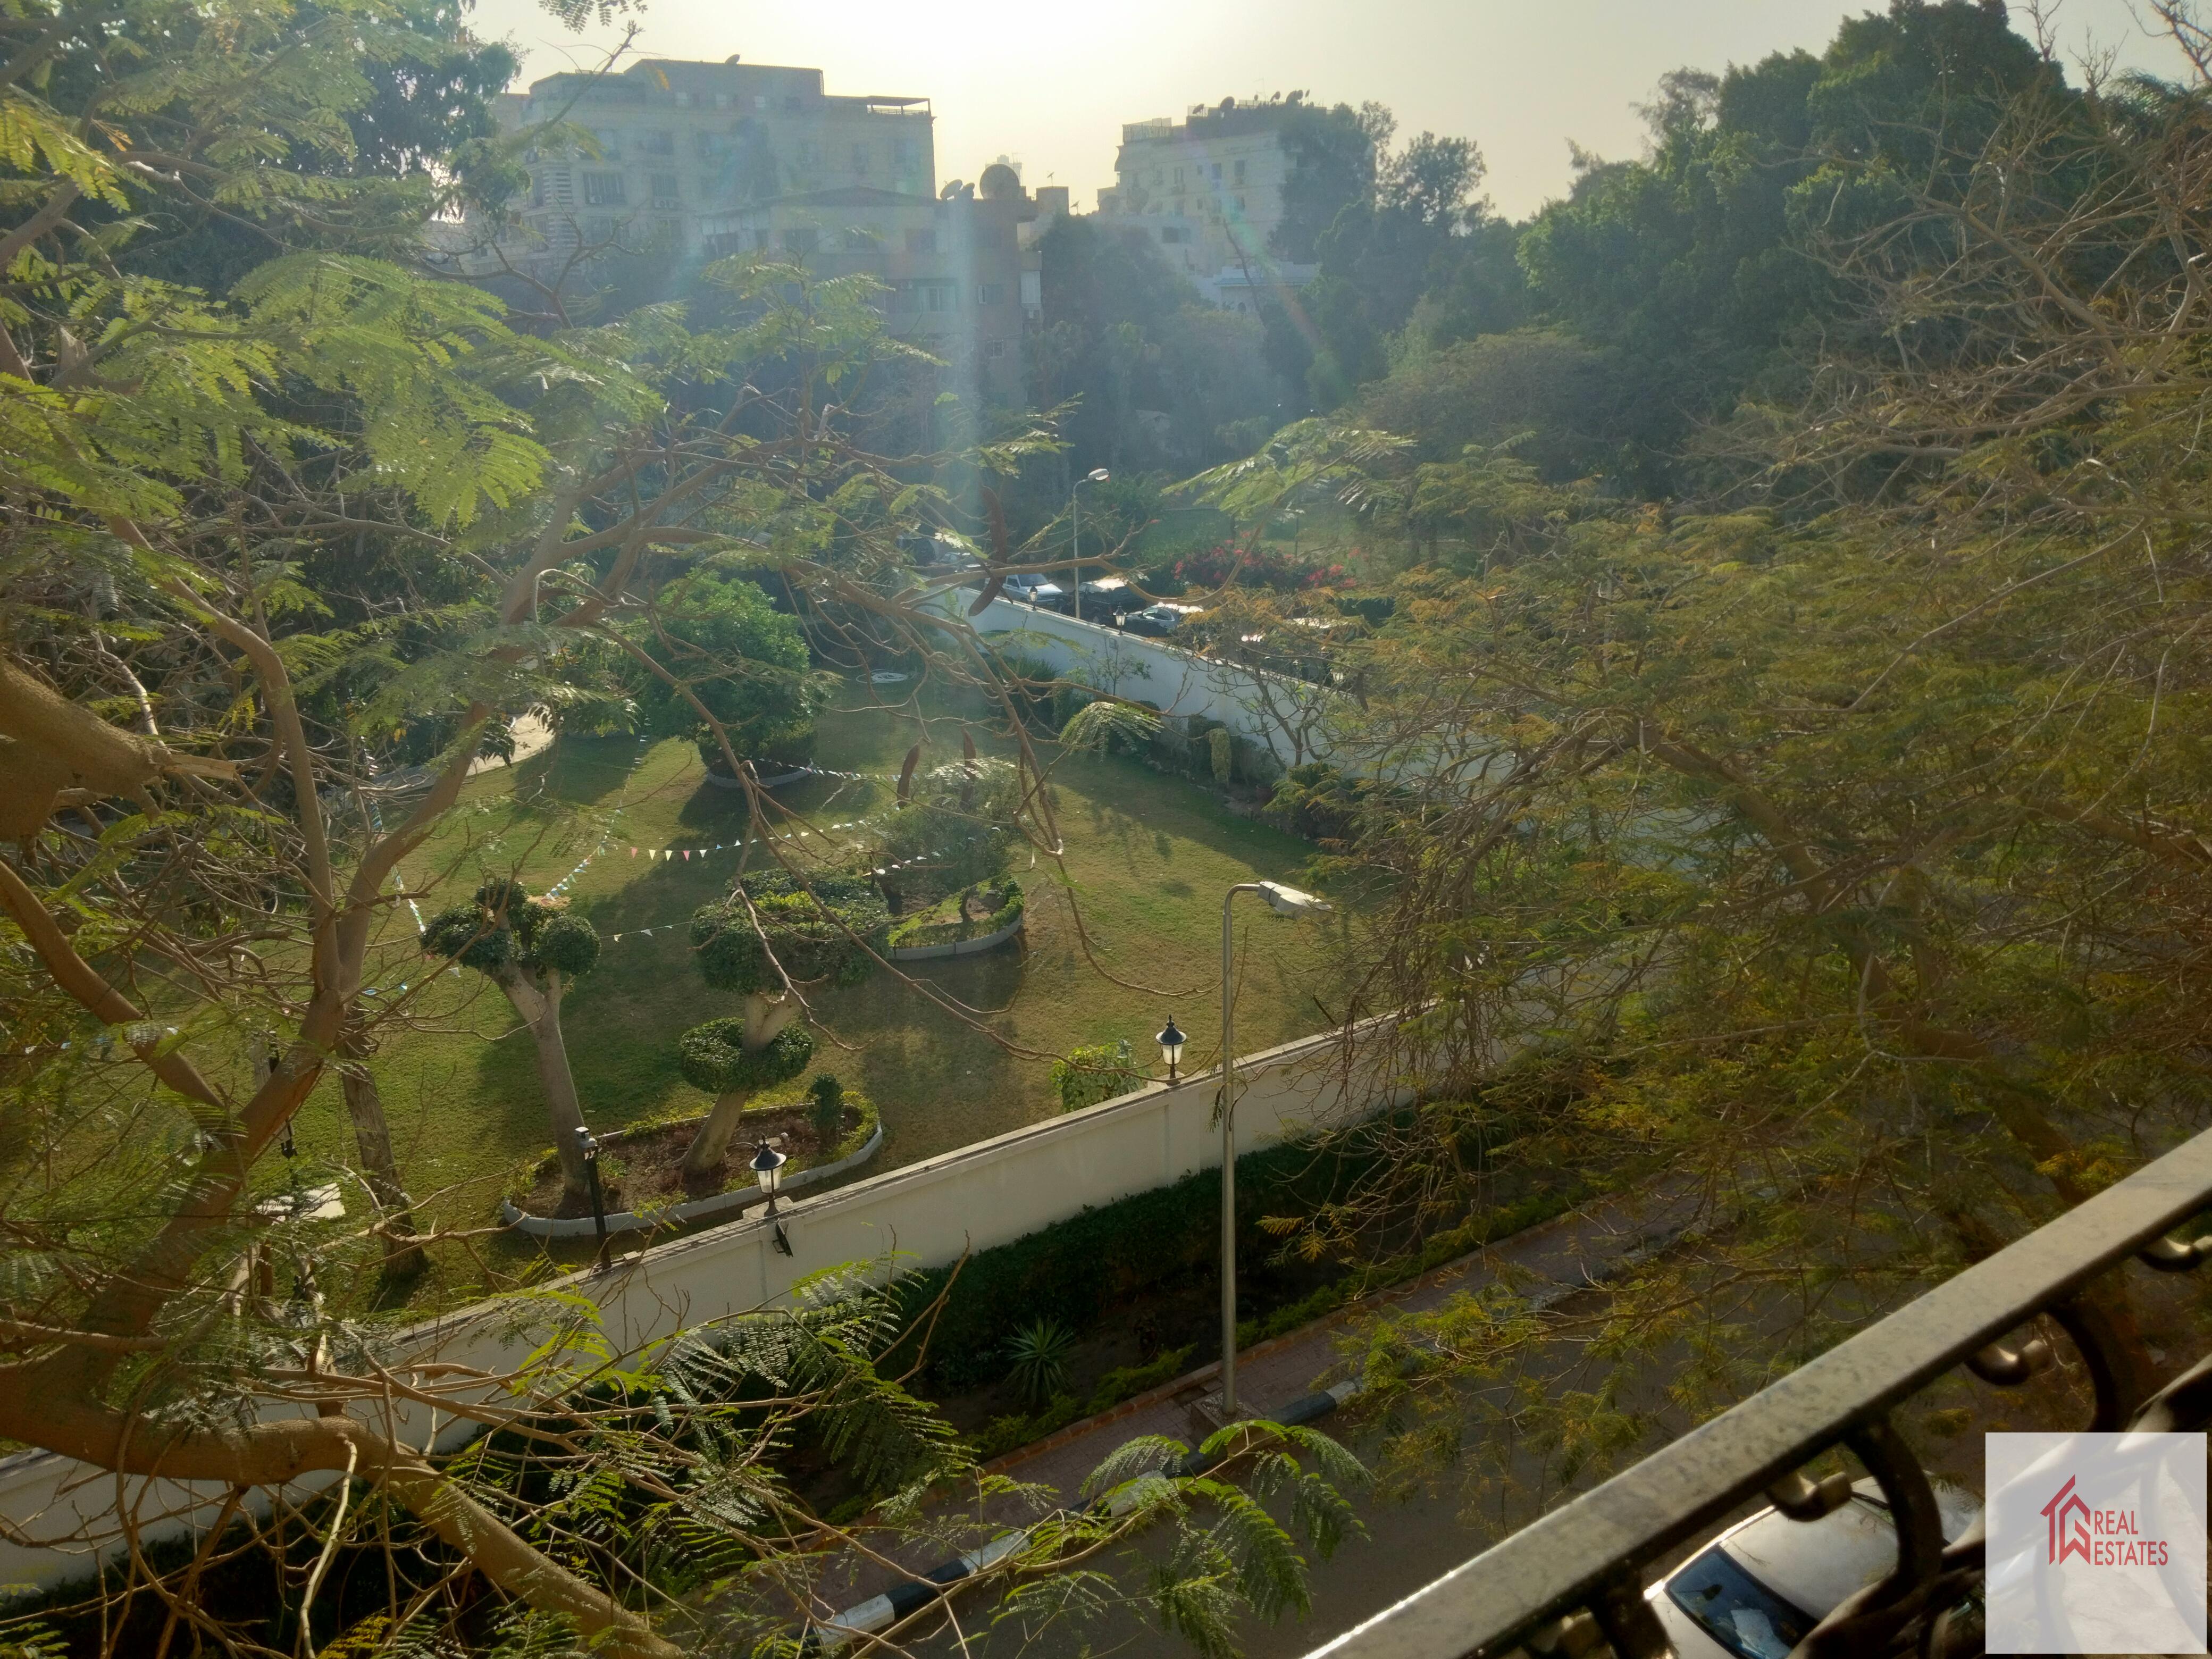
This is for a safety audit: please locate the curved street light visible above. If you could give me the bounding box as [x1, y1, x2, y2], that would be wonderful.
[1071, 466, 1110, 604]
[1217, 881, 1329, 1419]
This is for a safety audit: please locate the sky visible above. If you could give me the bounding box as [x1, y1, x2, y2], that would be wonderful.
[468, 0, 2189, 222]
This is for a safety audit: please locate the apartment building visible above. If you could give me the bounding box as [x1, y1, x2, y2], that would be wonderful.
[698, 163, 1034, 408]
[1092, 96, 1313, 308]
[496, 57, 935, 272]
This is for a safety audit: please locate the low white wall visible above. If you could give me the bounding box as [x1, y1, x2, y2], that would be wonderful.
[967, 597, 1346, 768]
[0, 1021, 1400, 1598]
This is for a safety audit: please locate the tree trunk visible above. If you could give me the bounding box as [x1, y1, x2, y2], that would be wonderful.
[507, 973, 590, 1204]
[679, 1089, 750, 1181]
[338, 1021, 425, 1277]
[677, 993, 796, 1181]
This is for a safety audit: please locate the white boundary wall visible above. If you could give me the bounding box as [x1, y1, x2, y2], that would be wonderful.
[0, 1022, 1400, 1597]
[966, 597, 1346, 768]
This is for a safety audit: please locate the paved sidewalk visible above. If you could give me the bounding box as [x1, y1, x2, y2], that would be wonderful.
[808, 1175, 1705, 1631]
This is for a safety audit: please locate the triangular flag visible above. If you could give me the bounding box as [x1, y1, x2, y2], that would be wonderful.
[683, 849, 691, 861]
[629, 847, 637, 857]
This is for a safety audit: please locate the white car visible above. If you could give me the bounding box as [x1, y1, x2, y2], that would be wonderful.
[1648, 1478, 1979, 1659]
[1000, 574, 1064, 607]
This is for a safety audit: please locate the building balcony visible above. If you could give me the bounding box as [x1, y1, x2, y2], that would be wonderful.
[1302, 1126, 2212, 1659]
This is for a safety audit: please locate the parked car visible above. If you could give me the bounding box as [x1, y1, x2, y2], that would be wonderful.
[1648, 1478, 1980, 1659]
[1119, 604, 1184, 638]
[1074, 576, 1132, 621]
[1001, 574, 1065, 608]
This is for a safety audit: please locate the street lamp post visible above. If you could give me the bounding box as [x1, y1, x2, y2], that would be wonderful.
[1071, 467, 1109, 617]
[576, 1126, 609, 1271]
[1217, 881, 1330, 1419]
[1157, 1015, 1186, 1084]
[752, 1141, 794, 1257]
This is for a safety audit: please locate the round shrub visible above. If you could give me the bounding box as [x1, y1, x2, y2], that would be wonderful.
[677, 1019, 816, 1095]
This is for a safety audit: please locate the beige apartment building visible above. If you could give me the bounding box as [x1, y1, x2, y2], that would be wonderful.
[499, 57, 935, 265]
[1093, 97, 1315, 309]
[698, 165, 1034, 407]
[435, 57, 1033, 408]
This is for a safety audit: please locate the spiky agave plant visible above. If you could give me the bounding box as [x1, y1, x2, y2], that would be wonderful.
[1003, 1317, 1078, 1406]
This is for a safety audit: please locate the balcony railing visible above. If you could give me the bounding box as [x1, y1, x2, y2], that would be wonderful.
[1305, 1126, 2212, 1659]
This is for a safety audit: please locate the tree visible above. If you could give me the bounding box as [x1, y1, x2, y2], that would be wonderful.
[681, 872, 890, 1180]
[876, 754, 1027, 903]
[632, 565, 820, 775]
[423, 878, 602, 1205]
[1188, 15, 2212, 1519]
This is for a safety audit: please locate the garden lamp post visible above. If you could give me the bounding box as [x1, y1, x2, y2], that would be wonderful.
[1157, 1015, 1187, 1083]
[576, 1126, 609, 1271]
[1071, 467, 1109, 612]
[1217, 881, 1330, 1418]
[752, 1141, 794, 1257]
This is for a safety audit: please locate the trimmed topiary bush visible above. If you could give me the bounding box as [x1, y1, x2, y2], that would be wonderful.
[676, 870, 890, 1181]
[422, 878, 601, 1203]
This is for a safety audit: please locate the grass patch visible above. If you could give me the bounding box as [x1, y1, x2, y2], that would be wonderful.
[266, 680, 1353, 1306]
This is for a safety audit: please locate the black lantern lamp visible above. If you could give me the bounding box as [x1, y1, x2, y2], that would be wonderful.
[1156, 1015, 1187, 1083]
[752, 1142, 794, 1256]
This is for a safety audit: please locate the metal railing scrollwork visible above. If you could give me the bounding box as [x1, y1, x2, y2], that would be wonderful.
[1304, 1126, 2212, 1659]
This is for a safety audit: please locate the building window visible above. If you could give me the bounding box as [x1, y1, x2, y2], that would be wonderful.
[893, 137, 916, 167]
[901, 278, 957, 313]
[755, 229, 772, 250]
[1234, 195, 1245, 211]
[1174, 166, 1184, 188]
[641, 129, 674, 156]
[582, 172, 626, 206]
[842, 225, 875, 249]
[984, 340, 1008, 361]
[1174, 199, 1184, 215]
[1160, 225, 1189, 244]
[583, 215, 614, 242]
[1210, 162, 1222, 180]
[851, 142, 869, 175]
[976, 282, 1004, 305]
[650, 173, 680, 207]
[1234, 158, 1246, 184]
[906, 227, 937, 253]
[1152, 167, 1163, 185]
[656, 217, 682, 245]
[782, 227, 819, 255]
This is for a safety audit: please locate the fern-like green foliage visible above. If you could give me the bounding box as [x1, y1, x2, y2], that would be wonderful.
[1060, 698, 1164, 755]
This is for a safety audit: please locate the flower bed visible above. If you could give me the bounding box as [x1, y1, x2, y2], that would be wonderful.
[506, 1088, 880, 1227]
[886, 879, 1024, 952]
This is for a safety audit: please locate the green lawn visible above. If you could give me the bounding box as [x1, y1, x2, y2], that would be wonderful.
[282, 681, 1351, 1294]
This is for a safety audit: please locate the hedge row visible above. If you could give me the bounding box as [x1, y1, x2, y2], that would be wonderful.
[888, 1133, 1381, 1393]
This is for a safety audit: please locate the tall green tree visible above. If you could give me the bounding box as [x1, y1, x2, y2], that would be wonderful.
[423, 879, 603, 1204]
[682, 872, 889, 1180]
[632, 565, 820, 774]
